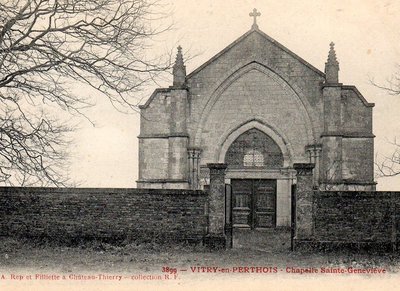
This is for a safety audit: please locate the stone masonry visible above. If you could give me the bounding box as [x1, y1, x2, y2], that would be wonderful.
[203, 163, 228, 249]
[0, 187, 207, 243]
[138, 14, 376, 227]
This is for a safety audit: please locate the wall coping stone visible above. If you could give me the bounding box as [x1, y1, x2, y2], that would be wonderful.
[316, 191, 400, 198]
[0, 187, 206, 196]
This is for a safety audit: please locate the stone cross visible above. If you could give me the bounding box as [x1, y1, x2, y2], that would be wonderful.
[249, 8, 261, 29]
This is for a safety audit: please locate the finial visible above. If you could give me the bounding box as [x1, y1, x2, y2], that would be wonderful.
[325, 42, 340, 83]
[173, 45, 186, 87]
[327, 42, 339, 65]
[249, 8, 261, 29]
[175, 45, 184, 66]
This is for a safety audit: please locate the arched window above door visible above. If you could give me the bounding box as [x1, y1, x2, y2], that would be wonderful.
[243, 149, 264, 167]
[225, 128, 283, 169]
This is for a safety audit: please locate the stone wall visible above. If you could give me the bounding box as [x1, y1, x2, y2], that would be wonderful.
[341, 88, 373, 133]
[138, 138, 170, 180]
[294, 189, 400, 251]
[0, 187, 207, 244]
[341, 138, 374, 183]
[314, 191, 399, 246]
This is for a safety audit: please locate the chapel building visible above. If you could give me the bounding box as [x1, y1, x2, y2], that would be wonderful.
[137, 12, 375, 227]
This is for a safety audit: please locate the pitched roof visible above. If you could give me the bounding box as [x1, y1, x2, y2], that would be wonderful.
[186, 27, 325, 80]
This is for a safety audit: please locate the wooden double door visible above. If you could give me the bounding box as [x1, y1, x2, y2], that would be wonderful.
[231, 179, 277, 229]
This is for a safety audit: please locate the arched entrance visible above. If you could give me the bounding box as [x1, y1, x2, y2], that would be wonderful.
[225, 128, 284, 229]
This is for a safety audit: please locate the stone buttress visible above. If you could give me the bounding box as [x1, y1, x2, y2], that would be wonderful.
[137, 46, 189, 189]
[320, 43, 375, 190]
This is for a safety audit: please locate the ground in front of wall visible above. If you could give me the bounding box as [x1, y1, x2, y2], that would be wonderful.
[0, 229, 399, 275]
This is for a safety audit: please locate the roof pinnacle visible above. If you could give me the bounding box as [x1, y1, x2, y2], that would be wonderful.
[327, 42, 339, 67]
[325, 42, 340, 83]
[173, 45, 186, 87]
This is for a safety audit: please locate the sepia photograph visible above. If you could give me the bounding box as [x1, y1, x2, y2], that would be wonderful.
[0, 0, 400, 290]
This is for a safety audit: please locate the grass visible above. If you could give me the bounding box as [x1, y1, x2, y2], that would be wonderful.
[1, 230, 399, 291]
[0, 229, 399, 274]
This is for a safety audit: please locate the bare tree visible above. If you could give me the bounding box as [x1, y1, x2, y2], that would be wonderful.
[370, 65, 400, 96]
[375, 139, 400, 178]
[0, 0, 172, 186]
[371, 67, 400, 178]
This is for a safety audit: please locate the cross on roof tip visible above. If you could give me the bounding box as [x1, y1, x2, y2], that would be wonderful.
[249, 8, 261, 29]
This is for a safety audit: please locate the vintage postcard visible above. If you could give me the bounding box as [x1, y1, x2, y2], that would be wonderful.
[0, 0, 399, 290]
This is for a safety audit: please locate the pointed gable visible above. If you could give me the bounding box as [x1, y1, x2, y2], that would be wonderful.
[187, 28, 325, 83]
[138, 15, 375, 193]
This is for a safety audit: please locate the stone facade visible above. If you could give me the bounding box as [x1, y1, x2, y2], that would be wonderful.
[138, 24, 375, 227]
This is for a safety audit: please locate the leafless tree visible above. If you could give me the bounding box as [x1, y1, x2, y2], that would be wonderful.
[375, 139, 400, 178]
[0, 0, 172, 186]
[370, 65, 400, 96]
[371, 67, 400, 178]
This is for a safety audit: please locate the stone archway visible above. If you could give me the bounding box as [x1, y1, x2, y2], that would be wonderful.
[217, 120, 295, 229]
[217, 119, 293, 167]
[194, 62, 318, 149]
[225, 128, 284, 170]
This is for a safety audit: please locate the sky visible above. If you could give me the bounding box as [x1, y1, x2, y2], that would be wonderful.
[68, 0, 400, 190]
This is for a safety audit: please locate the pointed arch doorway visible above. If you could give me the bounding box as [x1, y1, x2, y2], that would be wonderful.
[224, 128, 286, 229]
